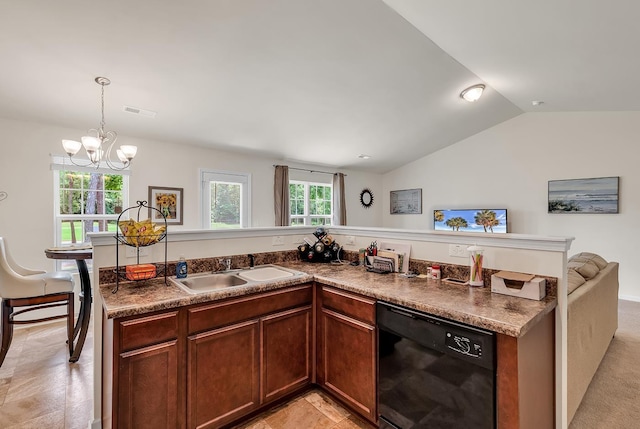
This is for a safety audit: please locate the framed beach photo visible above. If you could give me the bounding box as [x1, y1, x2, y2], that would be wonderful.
[390, 188, 422, 214]
[148, 186, 184, 224]
[548, 176, 619, 214]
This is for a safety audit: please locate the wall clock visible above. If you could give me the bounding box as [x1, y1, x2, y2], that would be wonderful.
[359, 188, 374, 209]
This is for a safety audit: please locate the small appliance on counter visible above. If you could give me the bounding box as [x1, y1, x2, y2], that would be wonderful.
[298, 227, 342, 263]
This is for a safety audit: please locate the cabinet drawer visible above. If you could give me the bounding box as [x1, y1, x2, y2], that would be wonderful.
[119, 311, 180, 352]
[320, 286, 375, 325]
[188, 284, 313, 334]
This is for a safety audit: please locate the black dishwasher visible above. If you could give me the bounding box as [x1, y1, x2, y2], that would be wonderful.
[377, 302, 496, 429]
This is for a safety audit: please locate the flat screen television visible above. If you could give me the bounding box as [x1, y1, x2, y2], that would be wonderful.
[434, 209, 508, 233]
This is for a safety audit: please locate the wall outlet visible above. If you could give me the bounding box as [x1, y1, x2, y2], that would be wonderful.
[345, 236, 356, 245]
[126, 246, 150, 258]
[272, 236, 285, 246]
[448, 244, 468, 258]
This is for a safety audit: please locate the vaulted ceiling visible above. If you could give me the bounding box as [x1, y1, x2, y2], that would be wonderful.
[1, 1, 637, 173]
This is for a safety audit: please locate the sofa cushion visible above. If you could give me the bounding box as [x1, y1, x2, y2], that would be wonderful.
[570, 252, 608, 270]
[567, 268, 587, 294]
[567, 259, 600, 280]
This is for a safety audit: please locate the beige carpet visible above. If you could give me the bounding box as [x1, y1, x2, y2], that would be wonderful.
[569, 299, 640, 428]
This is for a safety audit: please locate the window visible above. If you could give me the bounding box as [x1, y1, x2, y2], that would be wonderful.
[289, 181, 332, 226]
[53, 160, 129, 270]
[201, 170, 251, 229]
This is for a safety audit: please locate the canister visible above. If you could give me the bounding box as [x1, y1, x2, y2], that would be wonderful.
[467, 245, 484, 287]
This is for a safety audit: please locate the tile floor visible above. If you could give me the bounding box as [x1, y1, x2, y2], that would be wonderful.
[0, 320, 373, 429]
[234, 390, 374, 429]
[0, 320, 93, 429]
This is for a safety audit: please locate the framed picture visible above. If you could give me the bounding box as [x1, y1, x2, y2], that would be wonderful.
[548, 176, 619, 214]
[390, 188, 422, 214]
[148, 186, 184, 224]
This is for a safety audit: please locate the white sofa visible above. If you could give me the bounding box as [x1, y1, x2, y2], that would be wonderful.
[566, 252, 619, 423]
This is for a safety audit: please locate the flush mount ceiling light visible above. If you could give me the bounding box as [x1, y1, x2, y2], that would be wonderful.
[460, 84, 486, 102]
[358, 154, 371, 159]
[62, 77, 137, 170]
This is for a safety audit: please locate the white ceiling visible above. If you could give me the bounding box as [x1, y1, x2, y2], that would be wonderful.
[0, 1, 637, 173]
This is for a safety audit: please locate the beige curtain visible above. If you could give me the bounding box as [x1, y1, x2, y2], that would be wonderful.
[274, 165, 290, 226]
[332, 173, 347, 226]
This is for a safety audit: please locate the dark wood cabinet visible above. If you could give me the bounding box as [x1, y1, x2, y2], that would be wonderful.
[317, 286, 377, 424]
[103, 282, 382, 428]
[183, 283, 313, 428]
[104, 310, 184, 429]
[261, 305, 313, 402]
[187, 320, 260, 429]
[118, 340, 180, 428]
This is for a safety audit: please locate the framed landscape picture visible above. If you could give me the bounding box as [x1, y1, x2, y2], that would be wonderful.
[390, 188, 422, 214]
[548, 176, 619, 214]
[148, 186, 184, 224]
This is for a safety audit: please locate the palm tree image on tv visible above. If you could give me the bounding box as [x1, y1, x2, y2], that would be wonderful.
[445, 216, 468, 231]
[434, 209, 507, 233]
[474, 209, 500, 232]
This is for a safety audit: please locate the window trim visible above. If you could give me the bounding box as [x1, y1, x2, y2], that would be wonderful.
[200, 169, 251, 229]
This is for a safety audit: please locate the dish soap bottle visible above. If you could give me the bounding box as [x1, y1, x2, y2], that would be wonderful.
[176, 256, 188, 279]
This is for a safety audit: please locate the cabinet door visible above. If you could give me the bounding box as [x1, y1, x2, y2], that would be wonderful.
[118, 340, 180, 429]
[261, 306, 312, 403]
[320, 308, 377, 423]
[187, 319, 260, 429]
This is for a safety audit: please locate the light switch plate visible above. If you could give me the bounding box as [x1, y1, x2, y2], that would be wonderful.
[272, 236, 285, 246]
[345, 236, 356, 245]
[448, 244, 468, 258]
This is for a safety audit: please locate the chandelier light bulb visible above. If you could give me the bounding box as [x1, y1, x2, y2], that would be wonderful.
[81, 135, 101, 152]
[119, 145, 138, 160]
[62, 140, 82, 156]
[89, 148, 103, 164]
[116, 149, 128, 163]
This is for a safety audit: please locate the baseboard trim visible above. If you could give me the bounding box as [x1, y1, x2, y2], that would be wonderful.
[619, 295, 640, 303]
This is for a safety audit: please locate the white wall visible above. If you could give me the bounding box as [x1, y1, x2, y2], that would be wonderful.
[0, 116, 382, 272]
[382, 112, 640, 300]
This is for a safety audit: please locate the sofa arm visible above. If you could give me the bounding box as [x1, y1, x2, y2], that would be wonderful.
[567, 261, 618, 423]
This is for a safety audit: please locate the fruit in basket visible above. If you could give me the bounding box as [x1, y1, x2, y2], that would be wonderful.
[118, 219, 138, 246]
[118, 219, 166, 246]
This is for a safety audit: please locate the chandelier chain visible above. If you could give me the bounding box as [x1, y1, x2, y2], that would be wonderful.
[100, 82, 106, 133]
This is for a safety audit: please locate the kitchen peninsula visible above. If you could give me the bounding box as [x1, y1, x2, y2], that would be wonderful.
[91, 226, 571, 429]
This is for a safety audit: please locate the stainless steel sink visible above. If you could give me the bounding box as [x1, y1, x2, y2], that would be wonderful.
[169, 265, 304, 294]
[237, 266, 295, 282]
[175, 273, 248, 292]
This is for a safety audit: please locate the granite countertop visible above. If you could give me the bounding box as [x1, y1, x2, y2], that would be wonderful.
[100, 261, 557, 338]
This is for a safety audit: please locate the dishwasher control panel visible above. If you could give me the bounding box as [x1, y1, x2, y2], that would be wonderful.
[445, 332, 483, 358]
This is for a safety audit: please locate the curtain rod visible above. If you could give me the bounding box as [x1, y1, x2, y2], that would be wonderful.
[273, 165, 347, 176]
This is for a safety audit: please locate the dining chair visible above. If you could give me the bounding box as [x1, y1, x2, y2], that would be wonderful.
[0, 237, 75, 367]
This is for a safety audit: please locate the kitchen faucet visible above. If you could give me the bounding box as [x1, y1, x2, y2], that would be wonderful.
[218, 258, 232, 271]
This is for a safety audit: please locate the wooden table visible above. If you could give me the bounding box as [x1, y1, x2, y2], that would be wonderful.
[44, 247, 92, 362]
